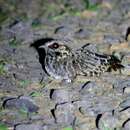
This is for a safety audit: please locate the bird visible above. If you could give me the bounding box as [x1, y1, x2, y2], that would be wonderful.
[31, 38, 124, 83]
[31, 38, 78, 83]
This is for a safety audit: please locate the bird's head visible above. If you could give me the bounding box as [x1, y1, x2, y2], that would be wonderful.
[39, 40, 73, 59]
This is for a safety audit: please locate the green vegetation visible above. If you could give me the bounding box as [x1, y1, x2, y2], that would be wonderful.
[0, 59, 7, 76]
[30, 91, 43, 97]
[45, 3, 63, 20]
[0, 123, 8, 130]
[62, 127, 73, 130]
[0, 11, 8, 24]
[31, 20, 41, 28]
[19, 106, 28, 114]
[83, 0, 101, 11]
[50, 13, 66, 21]
[18, 106, 28, 118]
[46, 0, 101, 21]
[9, 37, 19, 47]
[48, 9, 81, 21]
[19, 80, 30, 88]
[100, 121, 116, 130]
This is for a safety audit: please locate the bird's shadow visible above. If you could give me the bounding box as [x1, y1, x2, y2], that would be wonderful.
[30, 38, 54, 74]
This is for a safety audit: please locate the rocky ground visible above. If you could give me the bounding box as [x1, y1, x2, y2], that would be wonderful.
[0, 0, 130, 130]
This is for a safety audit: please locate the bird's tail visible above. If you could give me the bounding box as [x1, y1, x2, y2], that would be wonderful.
[107, 55, 124, 72]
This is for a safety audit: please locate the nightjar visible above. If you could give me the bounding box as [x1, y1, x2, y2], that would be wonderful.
[31, 38, 78, 83]
[31, 38, 124, 83]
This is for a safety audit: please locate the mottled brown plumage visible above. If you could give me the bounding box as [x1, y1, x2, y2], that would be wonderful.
[75, 43, 124, 76]
[37, 39, 78, 83]
[31, 38, 124, 83]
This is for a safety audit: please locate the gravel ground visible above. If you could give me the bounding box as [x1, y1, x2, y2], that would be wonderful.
[0, 0, 130, 130]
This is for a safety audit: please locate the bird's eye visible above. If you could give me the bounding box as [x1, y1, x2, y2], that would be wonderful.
[52, 42, 59, 48]
[49, 42, 59, 49]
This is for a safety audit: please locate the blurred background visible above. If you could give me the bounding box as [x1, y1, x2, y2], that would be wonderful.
[0, 0, 130, 130]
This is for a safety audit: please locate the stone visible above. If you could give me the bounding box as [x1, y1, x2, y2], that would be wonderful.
[79, 81, 98, 95]
[98, 111, 119, 129]
[14, 124, 43, 130]
[74, 28, 92, 39]
[54, 26, 74, 35]
[50, 89, 70, 104]
[2, 22, 33, 43]
[3, 96, 39, 113]
[113, 79, 130, 93]
[103, 34, 123, 44]
[120, 97, 130, 109]
[54, 103, 75, 125]
[77, 96, 116, 117]
[0, 76, 18, 92]
[122, 119, 130, 130]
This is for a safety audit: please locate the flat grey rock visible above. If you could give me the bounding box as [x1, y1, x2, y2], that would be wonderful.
[113, 79, 130, 93]
[122, 119, 130, 130]
[74, 29, 92, 39]
[15, 124, 43, 130]
[54, 103, 75, 125]
[103, 34, 123, 44]
[51, 89, 70, 104]
[120, 97, 130, 109]
[3, 96, 39, 113]
[98, 111, 118, 130]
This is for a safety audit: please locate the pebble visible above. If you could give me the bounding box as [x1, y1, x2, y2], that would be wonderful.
[78, 96, 115, 117]
[79, 81, 98, 95]
[74, 28, 92, 39]
[3, 96, 39, 113]
[120, 97, 130, 109]
[98, 111, 119, 129]
[54, 26, 74, 35]
[14, 124, 43, 130]
[122, 119, 130, 130]
[103, 34, 123, 44]
[113, 79, 130, 93]
[2, 22, 33, 43]
[50, 89, 70, 104]
[54, 103, 75, 125]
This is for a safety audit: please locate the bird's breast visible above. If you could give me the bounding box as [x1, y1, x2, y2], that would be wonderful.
[44, 53, 76, 81]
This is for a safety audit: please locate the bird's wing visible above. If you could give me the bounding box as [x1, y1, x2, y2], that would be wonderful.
[75, 44, 123, 76]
